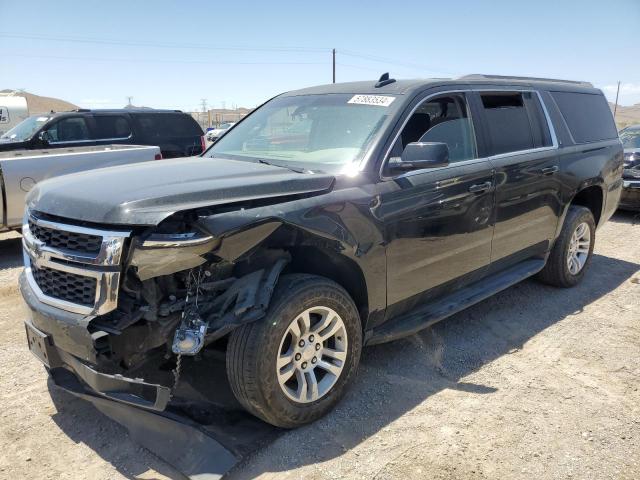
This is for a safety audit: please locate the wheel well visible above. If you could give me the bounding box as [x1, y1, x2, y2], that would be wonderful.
[571, 186, 603, 226]
[284, 246, 369, 325]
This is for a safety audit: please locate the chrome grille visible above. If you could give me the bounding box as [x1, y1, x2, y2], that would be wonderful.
[28, 218, 103, 254]
[31, 265, 97, 306]
[22, 211, 131, 315]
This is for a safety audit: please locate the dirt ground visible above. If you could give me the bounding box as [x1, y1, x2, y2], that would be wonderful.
[1, 212, 638, 480]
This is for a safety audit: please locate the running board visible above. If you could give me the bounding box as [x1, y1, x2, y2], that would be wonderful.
[366, 259, 546, 346]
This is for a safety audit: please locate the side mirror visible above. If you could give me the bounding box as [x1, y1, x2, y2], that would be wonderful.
[388, 142, 449, 173]
[37, 131, 51, 145]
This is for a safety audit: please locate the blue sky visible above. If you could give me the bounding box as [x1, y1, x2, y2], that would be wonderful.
[1, 0, 639, 110]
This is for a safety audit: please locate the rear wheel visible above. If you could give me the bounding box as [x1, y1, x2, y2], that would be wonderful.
[537, 205, 596, 288]
[226, 274, 362, 428]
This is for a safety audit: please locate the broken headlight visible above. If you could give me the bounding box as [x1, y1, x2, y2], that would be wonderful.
[130, 228, 219, 281]
[142, 230, 215, 248]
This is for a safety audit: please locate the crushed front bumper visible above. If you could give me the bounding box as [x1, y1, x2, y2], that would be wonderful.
[21, 271, 281, 479]
[25, 319, 171, 411]
[21, 271, 171, 411]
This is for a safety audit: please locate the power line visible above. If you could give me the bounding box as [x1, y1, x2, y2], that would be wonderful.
[3, 53, 327, 67]
[339, 49, 459, 76]
[0, 32, 330, 54]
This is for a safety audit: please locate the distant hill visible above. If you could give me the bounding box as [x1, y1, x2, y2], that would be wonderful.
[610, 103, 640, 129]
[0, 89, 78, 114]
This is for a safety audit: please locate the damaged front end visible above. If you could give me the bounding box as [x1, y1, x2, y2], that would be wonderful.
[22, 208, 288, 412]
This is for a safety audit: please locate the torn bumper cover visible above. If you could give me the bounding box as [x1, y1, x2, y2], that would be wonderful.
[23, 301, 172, 411]
[22, 271, 279, 479]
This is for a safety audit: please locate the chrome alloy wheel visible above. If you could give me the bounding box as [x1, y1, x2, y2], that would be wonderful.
[567, 221, 591, 275]
[276, 306, 348, 403]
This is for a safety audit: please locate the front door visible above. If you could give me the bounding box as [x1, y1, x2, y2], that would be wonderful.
[376, 92, 495, 320]
[42, 116, 92, 149]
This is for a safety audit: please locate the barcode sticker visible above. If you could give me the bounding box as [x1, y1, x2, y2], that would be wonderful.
[347, 95, 395, 107]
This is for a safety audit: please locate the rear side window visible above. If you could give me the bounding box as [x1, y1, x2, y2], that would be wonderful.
[134, 113, 203, 138]
[550, 91, 617, 143]
[93, 115, 132, 139]
[480, 92, 552, 155]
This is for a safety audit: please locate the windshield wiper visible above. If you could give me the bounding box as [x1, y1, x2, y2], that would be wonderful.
[257, 158, 310, 174]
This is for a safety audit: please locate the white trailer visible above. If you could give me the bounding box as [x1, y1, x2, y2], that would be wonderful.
[0, 94, 29, 136]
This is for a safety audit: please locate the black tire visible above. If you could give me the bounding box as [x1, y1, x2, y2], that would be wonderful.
[537, 205, 596, 288]
[226, 274, 362, 428]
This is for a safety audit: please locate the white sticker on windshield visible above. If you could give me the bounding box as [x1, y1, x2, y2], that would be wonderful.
[348, 95, 395, 107]
[36, 117, 49, 122]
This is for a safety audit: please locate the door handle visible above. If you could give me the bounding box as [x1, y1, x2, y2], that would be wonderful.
[468, 181, 492, 193]
[540, 166, 559, 175]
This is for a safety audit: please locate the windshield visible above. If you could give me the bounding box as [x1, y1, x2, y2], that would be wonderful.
[620, 128, 640, 149]
[205, 94, 395, 171]
[0, 115, 50, 142]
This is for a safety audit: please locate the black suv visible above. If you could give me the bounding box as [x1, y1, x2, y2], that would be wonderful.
[0, 109, 205, 158]
[619, 124, 640, 209]
[21, 75, 623, 433]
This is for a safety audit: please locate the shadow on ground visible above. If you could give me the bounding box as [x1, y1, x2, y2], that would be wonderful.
[0, 236, 23, 270]
[12, 213, 635, 479]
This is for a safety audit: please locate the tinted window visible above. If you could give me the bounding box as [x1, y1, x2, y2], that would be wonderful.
[481, 92, 534, 155]
[134, 113, 203, 138]
[524, 92, 553, 148]
[550, 91, 617, 143]
[46, 117, 90, 142]
[93, 115, 132, 139]
[391, 94, 477, 163]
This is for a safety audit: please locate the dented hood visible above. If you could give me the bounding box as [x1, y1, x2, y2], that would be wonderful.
[26, 156, 335, 226]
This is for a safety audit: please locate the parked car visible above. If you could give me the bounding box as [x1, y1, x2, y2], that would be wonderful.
[21, 75, 622, 440]
[206, 122, 235, 142]
[0, 94, 29, 136]
[618, 124, 640, 210]
[0, 144, 161, 233]
[0, 109, 205, 158]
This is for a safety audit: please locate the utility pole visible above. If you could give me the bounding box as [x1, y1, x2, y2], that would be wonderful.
[126, 96, 133, 107]
[613, 81, 621, 120]
[200, 98, 208, 113]
[332, 48, 336, 84]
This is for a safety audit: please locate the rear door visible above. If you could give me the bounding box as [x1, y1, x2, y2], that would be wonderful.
[378, 91, 496, 319]
[89, 114, 134, 146]
[476, 90, 562, 270]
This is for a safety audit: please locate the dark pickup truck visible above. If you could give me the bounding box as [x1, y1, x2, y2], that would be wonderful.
[21, 74, 623, 433]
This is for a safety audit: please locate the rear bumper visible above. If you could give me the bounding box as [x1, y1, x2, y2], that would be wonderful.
[620, 180, 640, 210]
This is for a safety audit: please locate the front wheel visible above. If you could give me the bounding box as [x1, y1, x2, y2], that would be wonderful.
[537, 205, 596, 288]
[226, 274, 362, 428]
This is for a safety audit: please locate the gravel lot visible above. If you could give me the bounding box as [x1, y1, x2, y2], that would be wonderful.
[1, 212, 638, 480]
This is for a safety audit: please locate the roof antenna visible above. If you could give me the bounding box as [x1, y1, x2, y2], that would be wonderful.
[375, 72, 396, 88]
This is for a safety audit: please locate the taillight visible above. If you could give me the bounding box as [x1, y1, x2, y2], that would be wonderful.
[154, 153, 163, 160]
[200, 135, 206, 152]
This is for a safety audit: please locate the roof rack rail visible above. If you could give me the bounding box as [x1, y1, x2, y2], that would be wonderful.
[458, 74, 593, 87]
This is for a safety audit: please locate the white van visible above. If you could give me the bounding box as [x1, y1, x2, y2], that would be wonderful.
[0, 94, 29, 136]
